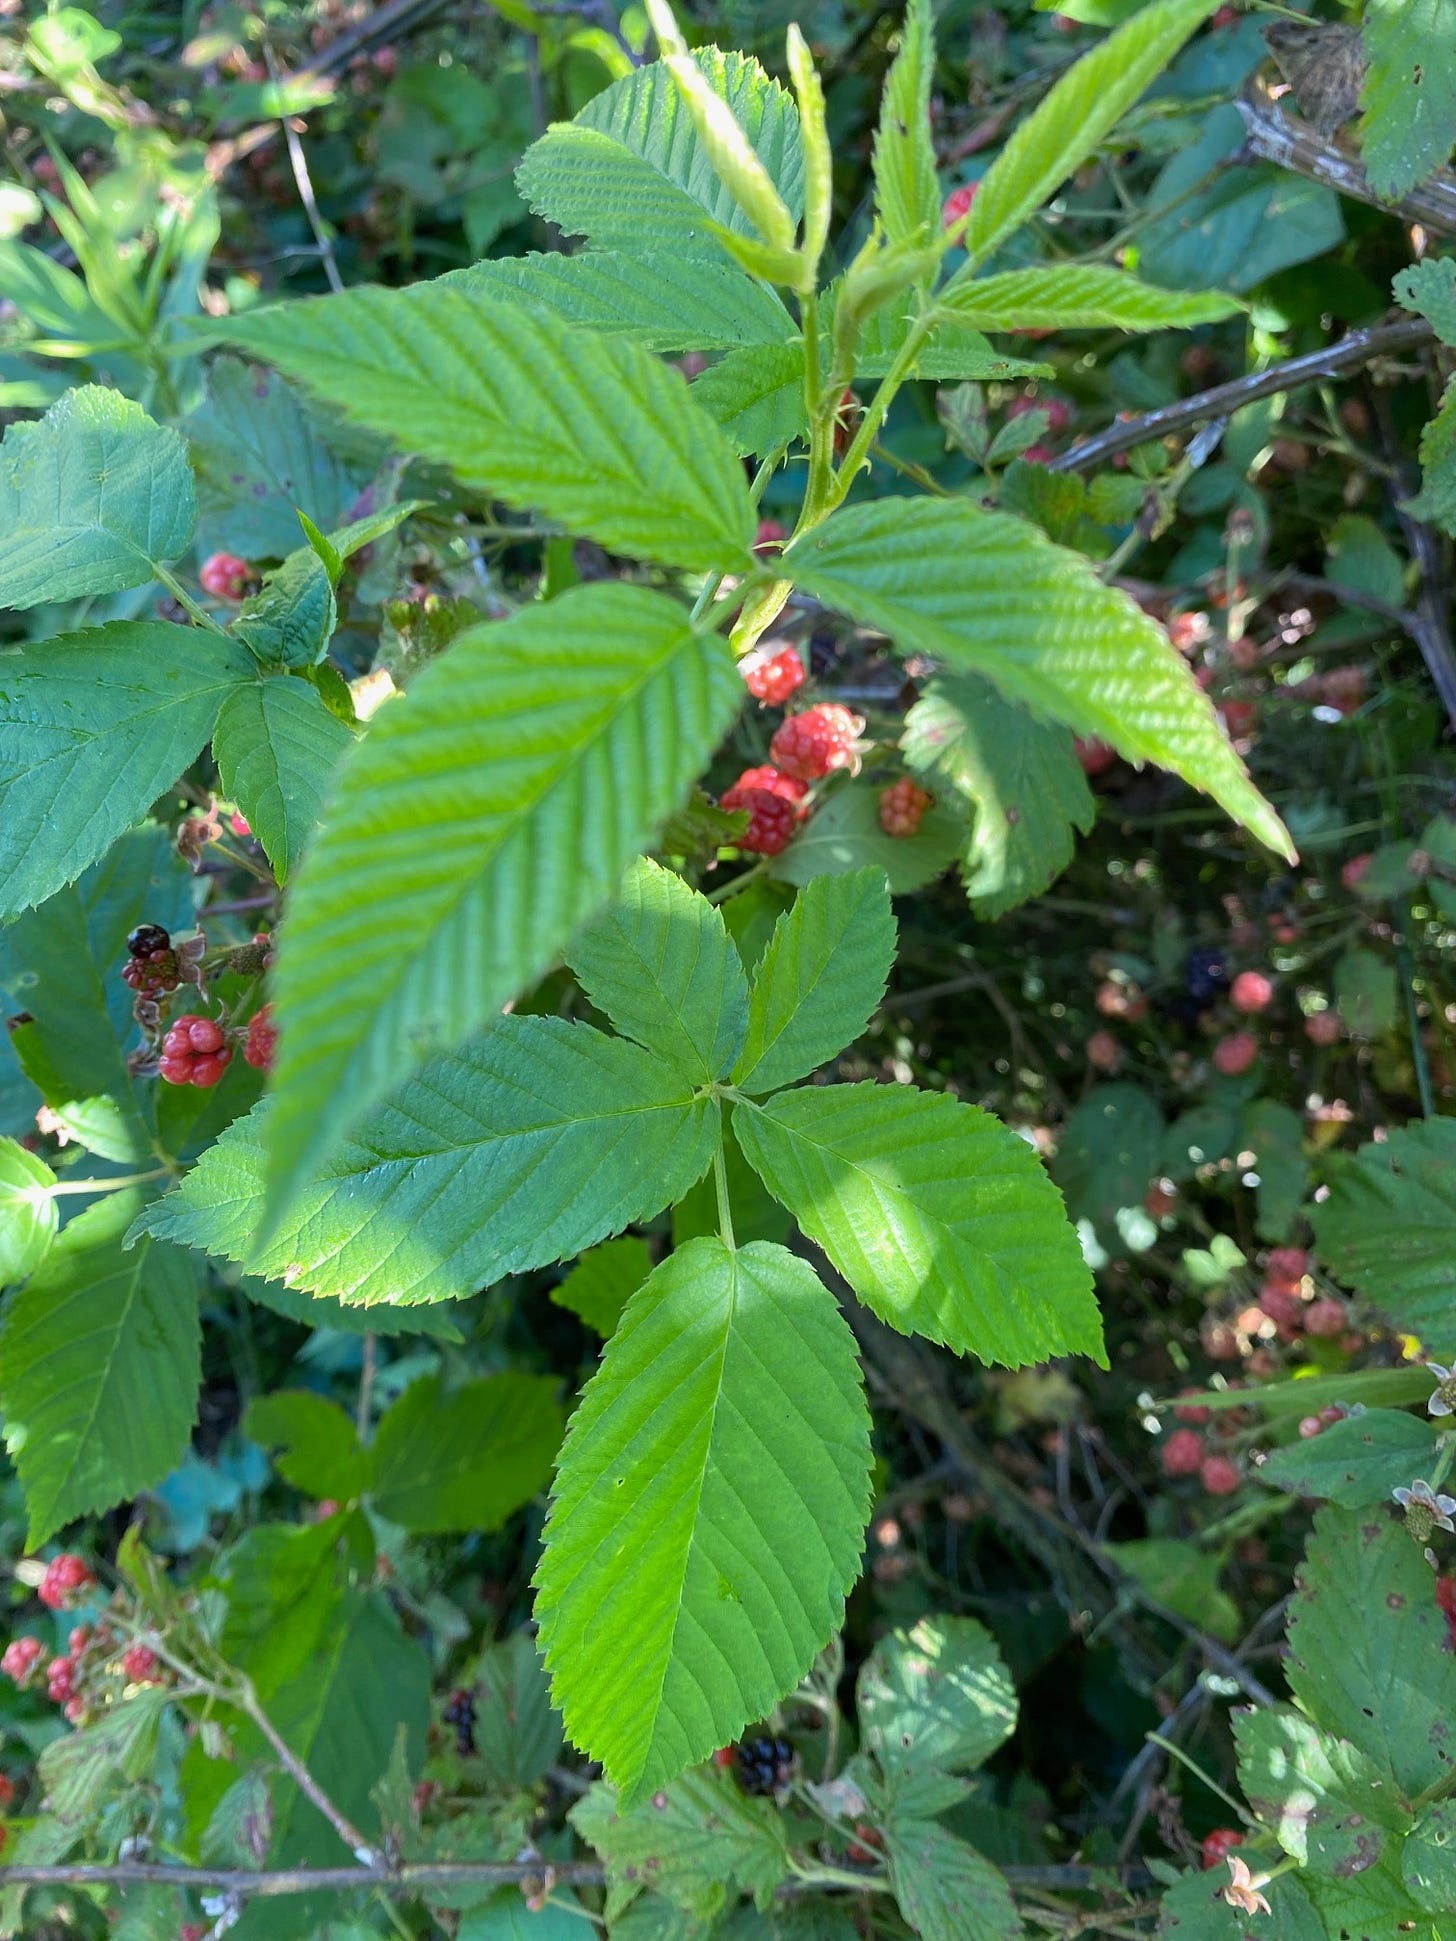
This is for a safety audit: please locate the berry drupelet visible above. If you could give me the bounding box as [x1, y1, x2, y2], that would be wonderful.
[244, 1004, 278, 1073]
[122, 923, 180, 997]
[443, 1687, 477, 1756]
[879, 778, 933, 838]
[770, 704, 865, 782]
[721, 766, 808, 857]
[38, 1554, 94, 1611]
[159, 1016, 233, 1088]
[733, 1735, 794, 1796]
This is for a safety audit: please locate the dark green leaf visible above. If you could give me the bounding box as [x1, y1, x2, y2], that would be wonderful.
[371, 1372, 563, 1532]
[1257, 1410, 1440, 1507]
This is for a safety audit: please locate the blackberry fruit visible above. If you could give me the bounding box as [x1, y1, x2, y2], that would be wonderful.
[127, 925, 171, 958]
[1185, 947, 1228, 1006]
[733, 1735, 794, 1795]
[442, 1687, 476, 1756]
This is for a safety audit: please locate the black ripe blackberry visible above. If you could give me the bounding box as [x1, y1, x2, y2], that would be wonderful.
[127, 924, 171, 959]
[733, 1735, 793, 1795]
[442, 1687, 476, 1756]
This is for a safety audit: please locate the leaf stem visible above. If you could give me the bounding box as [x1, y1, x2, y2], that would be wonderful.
[154, 564, 227, 634]
[713, 1138, 736, 1251]
[46, 1168, 174, 1197]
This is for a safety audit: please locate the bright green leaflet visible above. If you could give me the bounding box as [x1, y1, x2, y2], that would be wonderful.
[569, 856, 749, 1085]
[938, 264, 1241, 332]
[570, 1771, 791, 1922]
[735, 1083, 1104, 1367]
[788, 498, 1292, 859]
[884, 1817, 1021, 1941]
[733, 869, 896, 1095]
[212, 676, 353, 884]
[221, 282, 755, 576]
[1233, 1706, 1410, 1875]
[873, 0, 938, 247]
[857, 1616, 1017, 1780]
[1360, 0, 1456, 201]
[370, 1372, 564, 1532]
[0, 1190, 200, 1545]
[0, 622, 255, 921]
[0, 1138, 57, 1286]
[535, 1239, 872, 1805]
[550, 1237, 653, 1338]
[0, 385, 195, 608]
[1394, 258, 1456, 348]
[255, 584, 742, 1221]
[135, 1017, 720, 1308]
[903, 674, 1095, 921]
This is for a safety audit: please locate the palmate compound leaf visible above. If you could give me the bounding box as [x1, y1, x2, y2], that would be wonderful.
[219, 284, 754, 577]
[212, 674, 354, 884]
[788, 499, 1292, 860]
[515, 49, 803, 263]
[0, 622, 255, 920]
[733, 1083, 1103, 1368]
[0, 385, 195, 609]
[0, 1190, 200, 1545]
[733, 868, 896, 1095]
[253, 583, 743, 1222]
[568, 857, 749, 1085]
[132, 1016, 719, 1308]
[535, 1238, 872, 1806]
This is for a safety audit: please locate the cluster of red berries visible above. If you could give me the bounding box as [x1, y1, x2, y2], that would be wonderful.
[1201, 1828, 1244, 1871]
[1, 1637, 42, 1683]
[1241, 1248, 1347, 1347]
[878, 778, 933, 838]
[121, 923, 181, 997]
[740, 643, 806, 707]
[1159, 1424, 1241, 1498]
[199, 551, 252, 601]
[721, 766, 808, 856]
[159, 1015, 232, 1088]
[38, 1552, 94, 1610]
[770, 704, 865, 782]
[244, 1004, 278, 1073]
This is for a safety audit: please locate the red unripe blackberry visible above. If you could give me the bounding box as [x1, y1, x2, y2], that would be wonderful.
[244, 1005, 278, 1073]
[1230, 970, 1273, 1014]
[1075, 738, 1116, 777]
[1305, 1010, 1341, 1046]
[121, 1645, 159, 1684]
[1201, 1829, 1244, 1870]
[770, 704, 865, 781]
[1086, 1029, 1120, 1074]
[941, 182, 978, 230]
[1298, 1415, 1324, 1439]
[729, 765, 807, 806]
[1, 1638, 42, 1684]
[1008, 392, 1072, 436]
[1200, 1454, 1241, 1496]
[0, 1775, 14, 1811]
[741, 644, 806, 707]
[878, 778, 933, 838]
[38, 1554, 94, 1611]
[1304, 1297, 1346, 1337]
[199, 551, 252, 601]
[1212, 1031, 1258, 1076]
[1340, 853, 1371, 892]
[1173, 1391, 1210, 1425]
[159, 1016, 233, 1087]
[721, 785, 798, 856]
[45, 1655, 76, 1703]
[753, 519, 786, 552]
[1161, 1428, 1204, 1477]
[1265, 1247, 1307, 1288]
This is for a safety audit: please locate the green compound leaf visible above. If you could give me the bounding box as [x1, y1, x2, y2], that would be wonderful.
[883, 1817, 1021, 1941]
[0, 1190, 200, 1546]
[857, 1615, 1017, 1781]
[903, 673, 1094, 921]
[258, 584, 742, 1216]
[570, 1771, 791, 1922]
[454, 249, 795, 351]
[135, 1018, 719, 1308]
[733, 869, 896, 1095]
[517, 50, 803, 263]
[735, 1082, 1104, 1368]
[874, 0, 939, 247]
[0, 386, 195, 609]
[789, 499, 1291, 859]
[370, 1372, 564, 1533]
[1257, 1409, 1441, 1508]
[569, 857, 749, 1085]
[1312, 1119, 1456, 1350]
[1286, 1505, 1456, 1796]
[939, 264, 1241, 333]
[550, 1236, 653, 1338]
[950, 0, 1222, 272]
[0, 1138, 58, 1286]
[0, 622, 254, 921]
[1359, 0, 1456, 202]
[1156, 1864, 1327, 1940]
[535, 1238, 871, 1806]
[220, 285, 754, 576]
[244, 1390, 371, 1503]
[212, 675, 353, 885]
[1234, 1705, 1410, 1875]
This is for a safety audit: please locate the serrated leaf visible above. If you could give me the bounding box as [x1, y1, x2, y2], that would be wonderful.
[1106, 1538, 1239, 1643]
[536, 1238, 871, 1805]
[1304, 1842, 1432, 1939]
[517, 50, 803, 263]
[952, 0, 1221, 271]
[1360, 0, 1456, 201]
[690, 343, 808, 457]
[884, 1817, 1022, 1941]
[135, 1018, 719, 1308]
[573, 1775, 790, 1926]
[0, 622, 254, 920]
[453, 250, 795, 352]
[0, 386, 195, 608]
[857, 1616, 1017, 1780]
[1287, 1505, 1456, 1795]
[939, 264, 1241, 332]
[903, 674, 1094, 920]
[0, 1190, 200, 1545]
[371, 1372, 563, 1532]
[1155, 1861, 1327, 1939]
[243, 1391, 370, 1502]
[1334, 945, 1399, 1038]
[39, 1688, 172, 1823]
[212, 675, 352, 884]
[875, 0, 939, 246]
[0, 1138, 57, 1285]
[470, 1631, 565, 1789]
[219, 286, 753, 576]
[735, 1083, 1103, 1367]
[1257, 1410, 1440, 1508]
[1234, 1705, 1410, 1875]
[1402, 1798, 1456, 1912]
[569, 858, 748, 1084]
[1405, 377, 1456, 535]
[733, 869, 895, 1094]
[788, 499, 1291, 859]
[240, 1275, 464, 1340]
[551, 1236, 653, 1338]
[232, 546, 337, 669]
[1055, 1083, 1164, 1255]
[771, 783, 966, 894]
[1311, 1119, 1456, 1348]
[257, 584, 742, 1215]
[1394, 257, 1456, 347]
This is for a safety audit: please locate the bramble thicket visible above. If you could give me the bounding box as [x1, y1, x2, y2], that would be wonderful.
[0, 1, 1455, 1938]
